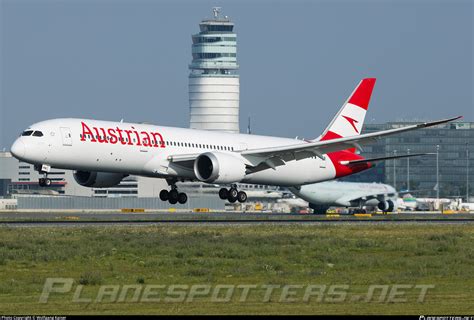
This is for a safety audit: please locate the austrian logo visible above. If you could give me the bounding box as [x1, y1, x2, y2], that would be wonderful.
[80, 122, 166, 148]
[342, 115, 359, 133]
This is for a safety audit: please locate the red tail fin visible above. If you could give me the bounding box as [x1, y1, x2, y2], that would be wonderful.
[319, 78, 376, 149]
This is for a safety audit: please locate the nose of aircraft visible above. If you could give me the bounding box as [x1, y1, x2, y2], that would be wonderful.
[11, 139, 26, 159]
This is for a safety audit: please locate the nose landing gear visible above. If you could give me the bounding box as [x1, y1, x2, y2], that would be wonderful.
[38, 177, 52, 187]
[35, 164, 52, 187]
[219, 185, 247, 203]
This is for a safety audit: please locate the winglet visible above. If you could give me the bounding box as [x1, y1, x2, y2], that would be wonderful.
[417, 116, 463, 129]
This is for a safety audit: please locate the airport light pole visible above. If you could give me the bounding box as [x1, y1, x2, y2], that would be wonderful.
[436, 145, 440, 207]
[393, 150, 397, 189]
[407, 148, 410, 191]
[467, 143, 470, 203]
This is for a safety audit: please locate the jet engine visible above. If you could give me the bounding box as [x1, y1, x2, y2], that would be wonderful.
[377, 199, 395, 212]
[73, 170, 127, 188]
[194, 152, 246, 184]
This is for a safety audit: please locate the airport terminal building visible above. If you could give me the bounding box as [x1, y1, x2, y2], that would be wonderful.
[0, 151, 169, 198]
[345, 121, 474, 200]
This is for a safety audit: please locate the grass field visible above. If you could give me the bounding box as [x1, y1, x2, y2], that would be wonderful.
[0, 224, 473, 314]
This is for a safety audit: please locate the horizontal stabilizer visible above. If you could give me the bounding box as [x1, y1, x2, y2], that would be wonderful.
[339, 153, 433, 165]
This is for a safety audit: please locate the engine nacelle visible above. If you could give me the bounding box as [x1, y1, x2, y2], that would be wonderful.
[194, 152, 246, 184]
[387, 199, 395, 212]
[73, 171, 126, 188]
[378, 200, 395, 212]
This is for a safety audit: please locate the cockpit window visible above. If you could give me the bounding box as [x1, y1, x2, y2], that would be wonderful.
[32, 131, 44, 137]
[21, 130, 33, 136]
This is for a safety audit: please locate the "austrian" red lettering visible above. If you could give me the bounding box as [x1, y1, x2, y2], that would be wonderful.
[80, 122, 166, 148]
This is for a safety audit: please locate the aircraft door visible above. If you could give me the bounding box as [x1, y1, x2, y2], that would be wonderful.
[60, 127, 73, 146]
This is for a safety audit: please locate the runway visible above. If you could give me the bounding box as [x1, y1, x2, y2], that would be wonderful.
[0, 211, 473, 226]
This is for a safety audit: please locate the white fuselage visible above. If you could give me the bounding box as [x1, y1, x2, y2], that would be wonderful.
[290, 181, 397, 207]
[11, 118, 342, 186]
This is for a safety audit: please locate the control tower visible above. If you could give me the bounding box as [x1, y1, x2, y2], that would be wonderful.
[189, 7, 239, 133]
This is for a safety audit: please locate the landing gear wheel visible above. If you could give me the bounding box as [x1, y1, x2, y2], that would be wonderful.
[159, 190, 169, 201]
[228, 195, 237, 203]
[169, 189, 179, 202]
[229, 188, 238, 199]
[237, 191, 247, 203]
[39, 178, 51, 187]
[178, 193, 188, 204]
[169, 198, 178, 205]
[219, 188, 229, 200]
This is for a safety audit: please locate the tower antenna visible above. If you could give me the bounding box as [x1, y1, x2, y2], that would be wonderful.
[212, 7, 221, 19]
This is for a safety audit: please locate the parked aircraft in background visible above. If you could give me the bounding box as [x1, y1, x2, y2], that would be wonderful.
[10, 78, 460, 204]
[459, 202, 474, 212]
[414, 197, 452, 211]
[398, 194, 417, 211]
[289, 181, 398, 214]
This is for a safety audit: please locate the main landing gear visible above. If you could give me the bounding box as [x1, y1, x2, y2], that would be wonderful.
[159, 182, 187, 205]
[35, 164, 52, 187]
[219, 185, 247, 203]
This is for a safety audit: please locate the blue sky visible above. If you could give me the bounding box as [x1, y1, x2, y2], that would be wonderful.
[1, 0, 472, 149]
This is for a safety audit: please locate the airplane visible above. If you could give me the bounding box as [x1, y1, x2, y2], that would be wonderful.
[398, 194, 418, 211]
[289, 181, 398, 214]
[459, 202, 474, 212]
[10, 78, 461, 205]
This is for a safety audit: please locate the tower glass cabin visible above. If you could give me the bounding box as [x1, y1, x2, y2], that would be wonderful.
[189, 8, 240, 133]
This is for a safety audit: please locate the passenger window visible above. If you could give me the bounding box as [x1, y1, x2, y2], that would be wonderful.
[32, 131, 43, 137]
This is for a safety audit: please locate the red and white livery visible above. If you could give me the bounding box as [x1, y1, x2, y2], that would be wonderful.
[10, 78, 460, 204]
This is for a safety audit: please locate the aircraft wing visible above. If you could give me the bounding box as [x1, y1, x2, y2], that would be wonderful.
[240, 116, 460, 167]
[167, 116, 460, 169]
[335, 191, 398, 207]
